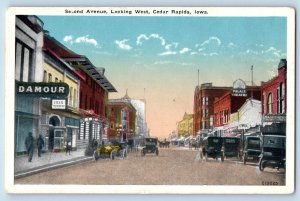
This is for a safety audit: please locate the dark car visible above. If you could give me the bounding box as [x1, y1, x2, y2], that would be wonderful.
[223, 137, 241, 160]
[93, 141, 127, 160]
[201, 136, 224, 162]
[243, 136, 261, 165]
[258, 135, 285, 171]
[141, 137, 159, 156]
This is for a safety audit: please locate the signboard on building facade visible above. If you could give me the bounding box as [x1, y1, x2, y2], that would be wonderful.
[263, 114, 286, 123]
[16, 82, 69, 97]
[232, 79, 247, 97]
[51, 98, 67, 110]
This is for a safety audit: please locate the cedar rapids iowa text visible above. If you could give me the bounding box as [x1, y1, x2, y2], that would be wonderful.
[65, 9, 208, 15]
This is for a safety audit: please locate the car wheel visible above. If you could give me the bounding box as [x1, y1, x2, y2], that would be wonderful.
[259, 157, 264, 171]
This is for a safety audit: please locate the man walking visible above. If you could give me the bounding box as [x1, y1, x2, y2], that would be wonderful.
[25, 132, 34, 162]
[37, 134, 45, 157]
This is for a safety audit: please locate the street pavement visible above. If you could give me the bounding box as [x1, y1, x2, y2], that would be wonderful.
[14, 148, 92, 179]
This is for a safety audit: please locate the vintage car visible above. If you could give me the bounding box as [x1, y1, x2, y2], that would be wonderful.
[223, 137, 241, 160]
[243, 136, 261, 165]
[201, 136, 224, 162]
[258, 135, 286, 171]
[141, 137, 159, 156]
[93, 141, 127, 160]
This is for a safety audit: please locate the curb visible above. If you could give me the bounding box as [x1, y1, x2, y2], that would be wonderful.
[14, 156, 93, 179]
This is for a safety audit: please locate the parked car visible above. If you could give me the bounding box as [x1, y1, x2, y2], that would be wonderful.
[258, 135, 285, 171]
[223, 137, 241, 160]
[141, 137, 159, 156]
[93, 141, 127, 160]
[243, 136, 261, 165]
[201, 136, 224, 162]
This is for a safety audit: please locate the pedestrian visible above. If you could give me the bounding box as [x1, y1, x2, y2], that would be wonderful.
[65, 140, 72, 155]
[25, 132, 34, 162]
[37, 134, 44, 157]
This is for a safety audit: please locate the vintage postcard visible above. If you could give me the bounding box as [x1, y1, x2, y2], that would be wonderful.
[5, 7, 295, 194]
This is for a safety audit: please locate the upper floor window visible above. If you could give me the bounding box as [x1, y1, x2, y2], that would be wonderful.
[268, 92, 273, 114]
[15, 40, 34, 82]
[43, 70, 47, 82]
[48, 73, 52, 82]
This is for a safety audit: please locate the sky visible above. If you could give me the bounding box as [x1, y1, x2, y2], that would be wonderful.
[38, 15, 287, 138]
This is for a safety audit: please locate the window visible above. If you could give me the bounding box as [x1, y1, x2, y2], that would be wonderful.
[15, 40, 34, 82]
[278, 83, 285, 113]
[43, 70, 47, 82]
[69, 87, 73, 106]
[202, 97, 209, 105]
[268, 92, 273, 114]
[73, 89, 77, 107]
[55, 77, 58, 83]
[48, 73, 52, 82]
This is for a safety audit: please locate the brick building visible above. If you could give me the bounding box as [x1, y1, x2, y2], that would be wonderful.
[43, 34, 117, 147]
[213, 86, 261, 136]
[106, 93, 136, 141]
[193, 83, 231, 137]
[261, 59, 287, 131]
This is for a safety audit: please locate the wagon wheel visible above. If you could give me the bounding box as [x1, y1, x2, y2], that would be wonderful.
[243, 153, 247, 165]
[93, 150, 99, 161]
[259, 157, 264, 171]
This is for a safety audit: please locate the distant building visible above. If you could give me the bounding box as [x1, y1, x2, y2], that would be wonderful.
[130, 99, 148, 137]
[106, 94, 136, 141]
[193, 83, 231, 137]
[15, 15, 44, 155]
[177, 112, 193, 137]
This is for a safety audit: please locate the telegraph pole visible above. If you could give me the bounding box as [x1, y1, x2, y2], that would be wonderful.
[251, 65, 253, 100]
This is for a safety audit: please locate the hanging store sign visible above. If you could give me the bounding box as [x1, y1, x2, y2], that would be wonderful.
[51, 98, 67, 110]
[232, 79, 247, 97]
[16, 82, 69, 97]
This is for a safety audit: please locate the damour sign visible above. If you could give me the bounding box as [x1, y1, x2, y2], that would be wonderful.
[232, 79, 247, 97]
[16, 82, 69, 97]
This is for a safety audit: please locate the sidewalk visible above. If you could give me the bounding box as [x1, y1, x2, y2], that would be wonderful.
[14, 149, 92, 179]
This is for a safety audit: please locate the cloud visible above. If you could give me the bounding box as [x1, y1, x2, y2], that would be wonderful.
[228, 42, 238, 48]
[159, 51, 177, 56]
[115, 39, 133, 50]
[200, 36, 221, 47]
[63, 35, 73, 43]
[74, 35, 98, 46]
[136, 33, 166, 46]
[179, 47, 191, 54]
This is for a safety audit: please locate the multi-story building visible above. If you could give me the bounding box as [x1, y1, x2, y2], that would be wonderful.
[261, 59, 287, 132]
[177, 112, 193, 138]
[43, 34, 117, 148]
[106, 93, 136, 141]
[213, 86, 261, 136]
[193, 83, 231, 137]
[40, 33, 81, 151]
[15, 15, 44, 155]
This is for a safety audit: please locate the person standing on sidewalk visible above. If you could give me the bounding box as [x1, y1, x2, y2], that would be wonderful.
[37, 134, 44, 157]
[25, 132, 34, 162]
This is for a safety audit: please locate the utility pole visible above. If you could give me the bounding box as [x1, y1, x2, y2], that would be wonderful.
[251, 65, 253, 100]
